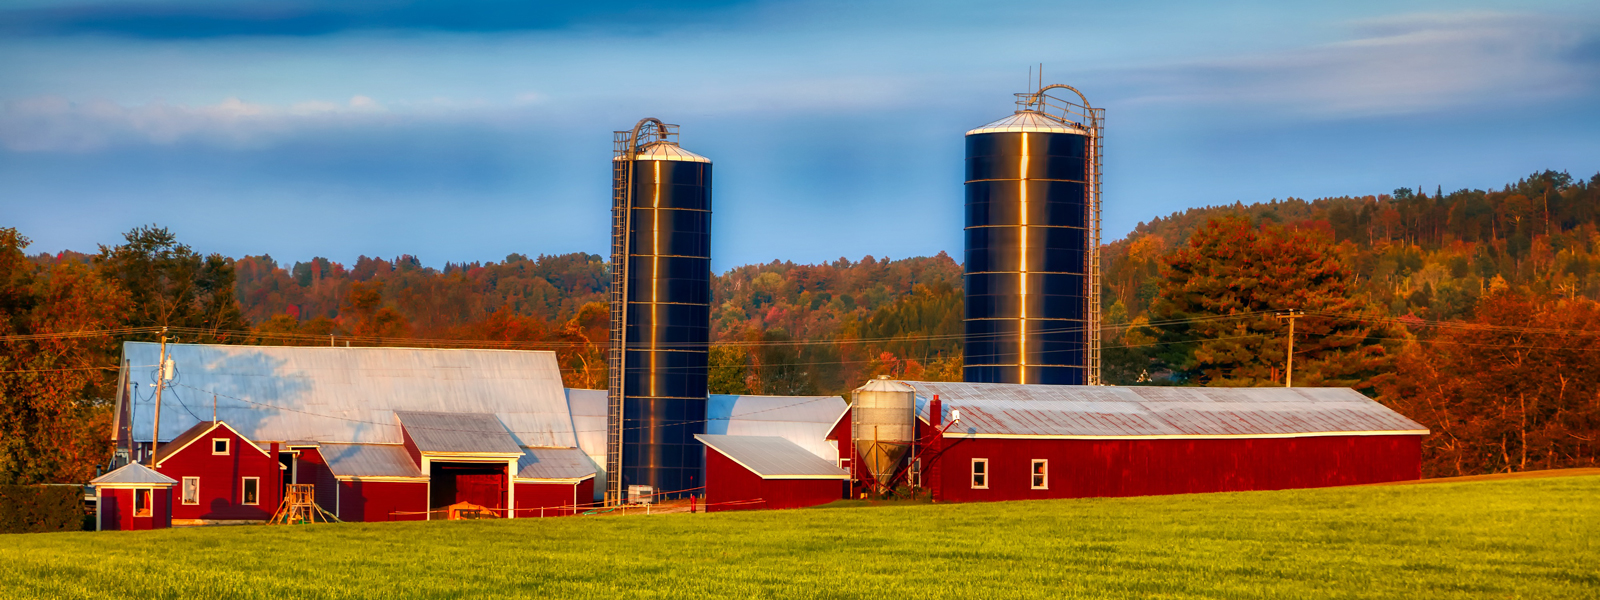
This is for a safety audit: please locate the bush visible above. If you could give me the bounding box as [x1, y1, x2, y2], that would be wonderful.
[0, 485, 85, 534]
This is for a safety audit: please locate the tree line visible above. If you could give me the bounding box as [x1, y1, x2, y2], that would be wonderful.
[3, 169, 1597, 483]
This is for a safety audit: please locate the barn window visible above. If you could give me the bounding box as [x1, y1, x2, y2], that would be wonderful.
[182, 477, 199, 505]
[212, 438, 230, 455]
[134, 489, 152, 517]
[1031, 460, 1048, 490]
[241, 477, 260, 505]
[970, 458, 988, 489]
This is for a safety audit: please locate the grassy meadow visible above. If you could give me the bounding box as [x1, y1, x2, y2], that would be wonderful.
[3, 474, 1596, 599]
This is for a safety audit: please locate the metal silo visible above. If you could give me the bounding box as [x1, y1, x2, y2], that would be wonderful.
[963, 84, 1104, 385]
[851, 377, 916, 492]
[606, 118, 713, 505]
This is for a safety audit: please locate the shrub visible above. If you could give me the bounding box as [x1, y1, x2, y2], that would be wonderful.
[0, 485, 85, 534]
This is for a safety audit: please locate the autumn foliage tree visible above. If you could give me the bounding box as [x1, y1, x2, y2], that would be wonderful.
[95, 225, 246, 342]
[1380, 290, 1600, 476]
[1144, 217, 1398, 388]
[0, 229, 128, 484]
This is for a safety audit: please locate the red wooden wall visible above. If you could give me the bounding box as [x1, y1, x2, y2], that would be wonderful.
[156, 427, 281, 521]
[336, 480, 428, 522]
[293, 447, 340, 514]
[513, 479, 593, 517]
[923, 430, 1424, 503]
[703, 448, 845, 512]
[99, 487, 171, 531]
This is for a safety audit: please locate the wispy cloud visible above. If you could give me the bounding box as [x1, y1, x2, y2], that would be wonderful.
[1116, 11, 1599, 117]
[0, 95, 390, 152]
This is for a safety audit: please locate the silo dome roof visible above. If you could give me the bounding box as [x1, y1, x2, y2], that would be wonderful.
[854, 377, 916, 393]
[613, 141, 711, 163]
[966, 111, 1088, 136]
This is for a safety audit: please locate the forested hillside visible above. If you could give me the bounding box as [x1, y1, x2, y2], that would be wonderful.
[4, 169, 1597, 483]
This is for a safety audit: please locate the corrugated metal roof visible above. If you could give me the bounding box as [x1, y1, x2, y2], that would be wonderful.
[904, 381, 1428, 438]
[563, 388, 608, 499]
[967, 111, 1089, 136]
[696, 434, 850, 479]
[611, 142, 711, 163]
[91, 462, 177, 486]
[118, 343, 577, 447]
[320, 443, 424, 479]
[707, 394, 848, 462]
[395, 411, 522, 455]
[516, 447, 598, 481]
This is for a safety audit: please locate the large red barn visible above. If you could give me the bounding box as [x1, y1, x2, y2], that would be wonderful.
[902, 381, 1427, 502]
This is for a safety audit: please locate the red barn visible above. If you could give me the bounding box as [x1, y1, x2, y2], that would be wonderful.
[90, 463, 176, 531]
[904, 381, 1427, 502]
[319, 443, 429, 522]
[513, 447, 597, 517]
[152, 421, 283, 524]
[697, 434, 850, 511]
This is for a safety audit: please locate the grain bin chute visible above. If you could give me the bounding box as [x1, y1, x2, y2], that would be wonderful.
[851, 377, 915, 492]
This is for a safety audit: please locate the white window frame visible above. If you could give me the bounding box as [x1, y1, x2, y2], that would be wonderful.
[182, 477, 200, 505]
[970, 458, 989, 489]
[212, 438, 230, 455]
[241, 477, 260, 506]
[134, 488, 152, 517]
[1031, 459, 1049, 490]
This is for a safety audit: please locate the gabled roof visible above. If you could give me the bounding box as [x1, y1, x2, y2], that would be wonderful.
[117, 342, 576, 447]
[91, 462, 177, 488]
[321, 444, 425, 480]
[153, 420, 271, 466]
[696, 434, 850, 480]
[515, 447, 597, 481]
[396, 411, 522, 456]
[902, 381, 1429, 438]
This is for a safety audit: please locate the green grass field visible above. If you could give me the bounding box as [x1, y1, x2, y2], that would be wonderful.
[4, 475, 1596, 599]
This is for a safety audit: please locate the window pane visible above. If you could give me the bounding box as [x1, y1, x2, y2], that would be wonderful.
[243, 479, 258, 504]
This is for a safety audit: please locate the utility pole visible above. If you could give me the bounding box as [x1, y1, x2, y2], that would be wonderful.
[1275, 311, 1303, 387]
[149, 327, 168, 466]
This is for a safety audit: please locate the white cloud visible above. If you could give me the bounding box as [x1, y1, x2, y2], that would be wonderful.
[0, 94, 392, 152]
[1116, 11, 1598, 117]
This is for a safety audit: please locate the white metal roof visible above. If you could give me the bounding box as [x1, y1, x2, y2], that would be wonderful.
[91, 462, 177, 487]
[966, 111, 1089, 136]
[395, 411, 523, 455]
[516, 447, 598, 481]
[563, 388, 608, 499]
[611, 142, 711, 163]
[706, 394, 848, 462]
[904, 381, 1428, 438]
[696, 434, 850, 480]
[321, 444, 425, 480]
[116, 342, 577, 447]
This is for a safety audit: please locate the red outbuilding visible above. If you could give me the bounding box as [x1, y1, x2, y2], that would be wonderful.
[90, 463, 176, 531]
[904, 381, 1428, 503]
[697, 434, 850, 512]
[513, 447, 597, 517]
[153, 421, 283, 524]
[319, 443, 429, 522]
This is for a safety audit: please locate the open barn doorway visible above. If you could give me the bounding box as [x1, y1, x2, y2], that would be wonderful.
[429, 462, 508, 512]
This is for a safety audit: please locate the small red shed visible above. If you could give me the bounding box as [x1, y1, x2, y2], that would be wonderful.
[319, 443, 429, 522]
[513, 447, 598, 517]
[153, 421, 283, 524]
[90, 462, 176, 531]
[697, 434, 849, 512]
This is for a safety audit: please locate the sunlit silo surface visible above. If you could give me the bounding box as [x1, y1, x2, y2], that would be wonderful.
[851, 377, 916, 491]
[963, 86, 1103, 385]
[606, 118, 713, 504]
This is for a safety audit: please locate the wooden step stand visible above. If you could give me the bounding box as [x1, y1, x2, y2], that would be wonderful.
[269, 484, 342, 525]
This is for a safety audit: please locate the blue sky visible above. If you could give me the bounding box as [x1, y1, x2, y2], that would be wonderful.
[3, 0, 1598, 271]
